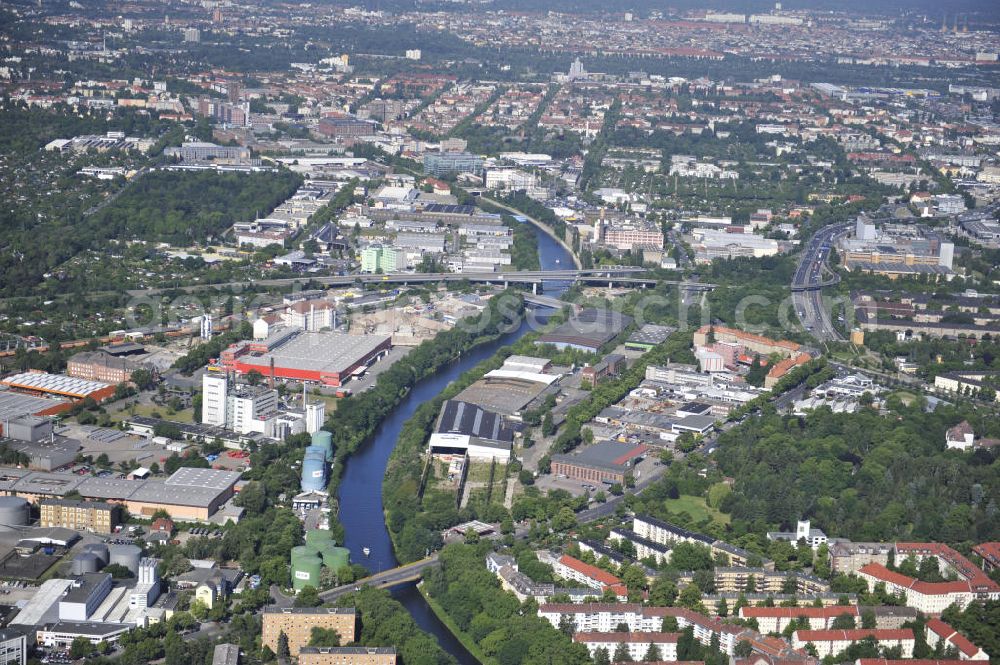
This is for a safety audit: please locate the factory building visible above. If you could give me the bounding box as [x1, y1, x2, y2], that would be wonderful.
[0, 373, 116, 414]
[550, 441, 648, 485]
[0, 467, 240, 520]
[220, 329, 391, 388]
[40, 499, 120, 534]
[66, 351, 146, 385]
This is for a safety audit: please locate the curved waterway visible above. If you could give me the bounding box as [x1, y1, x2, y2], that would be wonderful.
[336, 228, 573, 664]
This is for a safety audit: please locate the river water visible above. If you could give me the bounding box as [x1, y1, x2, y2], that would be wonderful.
[336, 227, 573, 664]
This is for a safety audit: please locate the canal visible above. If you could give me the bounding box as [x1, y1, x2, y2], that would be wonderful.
[336, 227, 573, 664]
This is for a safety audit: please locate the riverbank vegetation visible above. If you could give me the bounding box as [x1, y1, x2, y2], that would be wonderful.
[422, 543, 591, 665]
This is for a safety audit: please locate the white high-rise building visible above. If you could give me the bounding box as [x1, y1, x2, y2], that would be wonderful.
[200, 313, 213, 339]
[201, 374, 228, 427]
[855, 216, 877, 241]
[305, 402, 325, 434]
[202, 374, 278, 434]
[228, 387, 279, 434]
[130, 558, 161, 609]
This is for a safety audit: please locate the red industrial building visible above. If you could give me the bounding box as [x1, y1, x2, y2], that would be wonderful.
[220, 329, 391, 387]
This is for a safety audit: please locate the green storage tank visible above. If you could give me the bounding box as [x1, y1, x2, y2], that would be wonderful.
[325, 546, 350, 572]
[305, 528, 333, 551]
[290, 546, 322, 592]
[315, 541, 350, 571]
[311, 430, 333, 461]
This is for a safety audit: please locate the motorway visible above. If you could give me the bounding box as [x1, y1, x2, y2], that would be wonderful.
[791, 222, 852, 342]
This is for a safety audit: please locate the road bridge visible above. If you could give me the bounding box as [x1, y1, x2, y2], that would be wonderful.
[125, 268, 715, 297]
[317, 553, 440, 601]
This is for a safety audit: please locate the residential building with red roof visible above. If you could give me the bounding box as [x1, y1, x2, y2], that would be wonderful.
[573, 632, 679, 661]
[924, 619, 991, 661]
[856, 660, 986, 665]
[739, 606, 860, 634]
[972, 542, 1000, 573]
[792, 629, 914, 659]
[857, 563, 997, 613]
[550, 555, 628, 599]
[893, 543, 999, 594]
[538, 603, 744, 656]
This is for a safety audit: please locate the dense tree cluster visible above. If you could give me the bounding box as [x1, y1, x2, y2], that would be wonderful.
[91, 170, 303, 245]
[713, 399, 1000, 543]
[422, 543, 592, 665]
[334, 586, 455, 665]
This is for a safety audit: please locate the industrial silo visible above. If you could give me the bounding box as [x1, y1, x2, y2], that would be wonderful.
[301, 448, 328, 493]
[320, 545, 350, 572]
[71, 553, 101, 575]
[0, 496, 28, 531]
[80, 543, 110, 568]
[305, 529, 333, 551]
[109, 544, 142, 573]
[311, 430, 333, 461]
[290, 546, 322, 592]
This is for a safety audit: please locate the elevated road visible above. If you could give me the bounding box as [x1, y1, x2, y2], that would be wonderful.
[792, 222, 853, 342]
[126, 268, 714, 297]
[317, 553, 440, 601]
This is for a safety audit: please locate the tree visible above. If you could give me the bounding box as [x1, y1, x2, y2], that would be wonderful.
[130, 367, 156, 390]
[643, 643, 662, 661]
[542, 412, 555, 437]
[717, 597, 729, 617]
[277, 631, 290, 659]
[735, 640, 753, 658]
[189, 598, 209, 620]
[105, 563, 133, 578]
[552, 506, 577, 532]
[308, 626, 341, 647]
[661, 616, 679, 632]
[831, 612, 856, 629]
[294, 585, 321, 608]
[613, 642, 632, 663]
[69, 636, 94, 660]
[594, 647, 611, 665]
[246, 369, 264, 386]
[678, 584, 705, 612]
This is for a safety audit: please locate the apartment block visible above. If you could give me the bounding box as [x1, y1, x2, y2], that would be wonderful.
[299, 647, 398, 665]
[262, 608, 358, 657]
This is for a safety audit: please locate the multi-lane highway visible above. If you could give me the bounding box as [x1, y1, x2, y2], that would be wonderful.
[792, 221, 852, 342]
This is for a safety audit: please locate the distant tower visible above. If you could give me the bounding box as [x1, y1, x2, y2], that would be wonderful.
[940, 13, 947, 32]
[796, 520, 811, 541]
[962, 16, 969, 32]
[212, 7, 223, 23]
[201, 313, 213, 339]
[228, 80, 241, 104]
[775, 1, 782, 10]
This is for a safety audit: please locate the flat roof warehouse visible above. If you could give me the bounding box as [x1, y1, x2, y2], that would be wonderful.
[0, 467, 240, 519]
[222, 329, 391, 387]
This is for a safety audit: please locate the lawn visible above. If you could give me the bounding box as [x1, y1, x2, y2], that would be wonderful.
[122, 401, 195, 424]
[663, 494, 731, 526]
